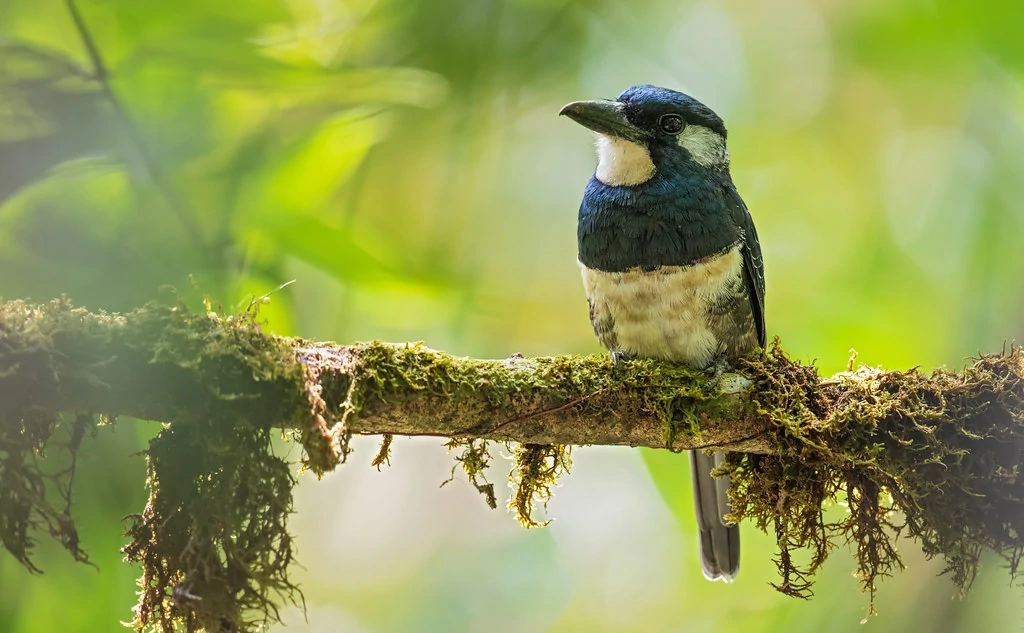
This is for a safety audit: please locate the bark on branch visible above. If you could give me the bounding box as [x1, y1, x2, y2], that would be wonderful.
[1, 297, 1022, 633]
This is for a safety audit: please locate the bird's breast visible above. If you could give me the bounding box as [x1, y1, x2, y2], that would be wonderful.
[580, 245, 751, 368]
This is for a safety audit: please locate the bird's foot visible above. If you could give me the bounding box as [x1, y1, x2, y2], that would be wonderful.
[703, 353, 733, 394]
[611, 350, 633, 371]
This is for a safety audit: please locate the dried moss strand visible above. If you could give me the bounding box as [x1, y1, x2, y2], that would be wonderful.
[371, 434, 393, 470]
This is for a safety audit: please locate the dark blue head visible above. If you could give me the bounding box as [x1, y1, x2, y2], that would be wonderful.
[563, 86, 743, 272]
[560, 85, 730, 187]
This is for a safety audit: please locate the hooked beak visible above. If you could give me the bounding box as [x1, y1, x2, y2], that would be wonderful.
[559, 99, 649, 144]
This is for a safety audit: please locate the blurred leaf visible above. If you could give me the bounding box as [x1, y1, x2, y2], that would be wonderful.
[265, 108, 381, 210]
[247, 214, 403, 285]
[843, 0, 1024, 72]
[0, 157, 208, 308]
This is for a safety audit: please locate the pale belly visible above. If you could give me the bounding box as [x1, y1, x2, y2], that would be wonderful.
[580, 245, 755, 368]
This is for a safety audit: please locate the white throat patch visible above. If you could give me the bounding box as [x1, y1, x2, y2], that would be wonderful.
[594, 134, 656, 186]
[678, 125, 729, 169]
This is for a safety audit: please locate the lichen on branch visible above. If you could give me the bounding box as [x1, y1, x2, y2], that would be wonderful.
[1, 297, 1023, 632]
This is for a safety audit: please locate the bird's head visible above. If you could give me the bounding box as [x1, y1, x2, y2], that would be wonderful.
[560, 85, 729, 187]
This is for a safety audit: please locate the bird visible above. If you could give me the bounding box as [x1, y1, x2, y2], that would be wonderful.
[560, 85, 765, 582]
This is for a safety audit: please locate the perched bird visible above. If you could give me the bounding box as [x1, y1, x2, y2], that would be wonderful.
[560, 85, 765, 581]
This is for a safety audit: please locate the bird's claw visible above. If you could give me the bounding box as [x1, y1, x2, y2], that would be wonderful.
[611, 350, 632, 371]
[703, 354, 732, 393]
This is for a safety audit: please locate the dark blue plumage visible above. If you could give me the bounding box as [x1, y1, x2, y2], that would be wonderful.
[562, 85, 765, 581]
[617, 84, 729, 137]
[578, 169, 741, 273]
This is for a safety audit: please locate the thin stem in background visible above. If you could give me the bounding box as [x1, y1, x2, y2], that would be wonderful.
[64, 0, 215, 264]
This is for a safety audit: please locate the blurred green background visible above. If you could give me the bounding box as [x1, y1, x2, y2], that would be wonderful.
[1, 0, 1023, 631]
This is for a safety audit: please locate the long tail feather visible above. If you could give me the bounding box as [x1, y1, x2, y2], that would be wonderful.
[689, 449, 740, 581]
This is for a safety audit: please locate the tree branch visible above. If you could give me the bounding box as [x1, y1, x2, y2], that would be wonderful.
[0, 297, 771, 456]
[1, 297, 1022, 633]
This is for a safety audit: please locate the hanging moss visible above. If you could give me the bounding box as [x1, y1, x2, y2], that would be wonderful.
[0, 409, 95, 574]
[116, 298, 308, 633]
[371, 433, 394, 470]
[442, 437, 497, 510]
[508, 443, 572, 528]
[723, 340, 1024, 612]
[123, 422, 301, 633]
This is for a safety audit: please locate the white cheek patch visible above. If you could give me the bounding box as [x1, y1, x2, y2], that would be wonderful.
[678, 125, 729, 169]
[594, 134, 656, 186]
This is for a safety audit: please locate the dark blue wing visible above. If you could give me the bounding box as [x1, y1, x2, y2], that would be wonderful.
[724, 183, 766, 348]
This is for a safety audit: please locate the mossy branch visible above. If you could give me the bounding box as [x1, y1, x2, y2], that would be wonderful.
[1, 298, 1022, 632]
[0, 298, 769, 462]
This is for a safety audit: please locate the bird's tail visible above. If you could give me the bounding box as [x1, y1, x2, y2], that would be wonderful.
[689, 449, 740, 581]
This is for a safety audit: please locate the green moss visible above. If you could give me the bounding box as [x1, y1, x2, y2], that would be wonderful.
[118, 298, 306, 633]
[0, 408, 94, 573]
[336, 343, 715, 527]
[442, 437, 497, 509]
[338, 341, 710, 445]
[345, 342, 552, 409]
[0, 299, 100, 573]
[508, 443, 572, 528]
[724, 340, 1024, 613]
[123, 423, 301, 633]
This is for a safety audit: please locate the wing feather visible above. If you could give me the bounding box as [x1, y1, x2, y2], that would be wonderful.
[724, 183, 766, 347]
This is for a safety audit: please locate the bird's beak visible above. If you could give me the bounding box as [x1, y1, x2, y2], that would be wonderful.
[559, 99, 649, 144]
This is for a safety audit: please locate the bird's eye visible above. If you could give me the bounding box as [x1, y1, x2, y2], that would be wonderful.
[659, 114, 684, 135]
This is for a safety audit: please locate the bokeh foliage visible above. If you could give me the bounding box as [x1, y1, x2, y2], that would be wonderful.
[1, 0, 1022, 631]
